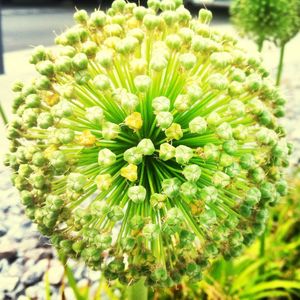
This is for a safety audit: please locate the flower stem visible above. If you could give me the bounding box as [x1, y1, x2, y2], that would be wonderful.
[127, 278, 148, 300]
[259, 231, 265, 275]
[0, 102, 8, 125]
[276, 44, 285, 86]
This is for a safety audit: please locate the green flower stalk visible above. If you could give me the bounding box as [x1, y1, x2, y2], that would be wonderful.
[6, 0, 291, 288]
[230, 0, 300, 84]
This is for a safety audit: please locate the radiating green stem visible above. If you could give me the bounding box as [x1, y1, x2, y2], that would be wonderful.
[127, 278, 148, 300]
[0, 102, 8, 125]
[259, 231, 265, 275]
[258, 39, 264, 52]
[276, 44, 285, 86]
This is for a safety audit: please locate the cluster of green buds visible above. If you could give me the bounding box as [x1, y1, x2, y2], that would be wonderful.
[230, 0, 300, 47]
[6, 0, 291, 287]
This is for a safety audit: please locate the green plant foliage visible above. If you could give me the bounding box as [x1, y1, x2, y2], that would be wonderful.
[6, 0, 291, 288]
[230, 0, 300, 47]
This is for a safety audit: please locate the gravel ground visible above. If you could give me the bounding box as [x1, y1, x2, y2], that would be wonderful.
[0, 24, 299, 300]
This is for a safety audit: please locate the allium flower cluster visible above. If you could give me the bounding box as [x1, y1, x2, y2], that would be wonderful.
[6, 0, 291, 287]
[231, 0, 300, 46]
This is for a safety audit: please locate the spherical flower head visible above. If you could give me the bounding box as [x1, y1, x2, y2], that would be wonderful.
[231, 0, 300, 46]
[7, 0, 291, 287]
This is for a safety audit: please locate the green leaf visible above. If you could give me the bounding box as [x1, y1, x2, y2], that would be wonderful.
[242, 280, 300, 295]
[241, 290, 291, 299]
[44, 271, 51, 300]
[65, 265, 87, 300]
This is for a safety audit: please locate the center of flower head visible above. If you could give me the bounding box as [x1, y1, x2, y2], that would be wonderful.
[7, 0, 291, 287]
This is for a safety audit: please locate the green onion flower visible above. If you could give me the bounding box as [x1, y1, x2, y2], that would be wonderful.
[5, 0, 291, 287]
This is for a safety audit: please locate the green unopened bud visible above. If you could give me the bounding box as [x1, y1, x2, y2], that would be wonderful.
[102, 122, 120, 140]
[200, 186, 218, 202]
[137, 139, 155, 155]
[212, 171, 230, 188]
[67, 173, 87, 192]
[165, 123, 183, 140]
[156, 112, 173, 130]
[179, 53, 196, 70]
[143, 223, 160, 240]
[25, 94, 41, 108]
[86, 106, 104, 124]
[150, 193, 167, 209]
[50, 151, 66, 170]
[175, 145, 193, 165]
[72, 53, 88, 70]
[245, 187, 261, 206]
[208, 73, 228, 90]
[51, 101, 73, 118]
[107, 206, 124, 221]
[93, 74, 111, 91]
[198, 8, 212, 24]
[73, 9, 88, 24]
[124, 147, 143, 165]
[240, 153, 256, 170]
[189, 117, 207, 134]
[182, 164, 201, 182]
[216, 122, 232, 140]
[174, 94, 190, 111]
[162, 178, 181, 198]
[36, 60, 54, 77]
[166, 34, 182, 50]
[32, 152, 46, 167]
[180, 181, 198, 200]
[95, 174, 112, 192]
[56, 128, 75, 144]
[210, 52, 232, 68]
[96, 50, 114, 69]
[128, 185, 146, 203]
[90, 10, 107, 27]
[98, 148, 117, 167]
[152, 96, 170, 113]
[159, 143, 176, 161]
[134, 75, 151, 92]
[150, 55, 168, 71]
[55, 56, 73, 73]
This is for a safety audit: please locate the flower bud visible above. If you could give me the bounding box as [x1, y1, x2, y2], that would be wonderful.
[156, 112, 173, 130]
[206, 111, 221, 126]
[124, 147, 143, 165]
[228, 99, 245, 116]
[224, 162, 241, 178]
[36, 112, 53, 129]
[198, 9, 212, 24]
[150, 193, 167, 209]
[90, 10, 107, 27]
[150, 56, 168, 71]
[102, 122, 120, 140]
[200, 186, 218, 202]
[174, 94, 190, 111]
[128, 185, 147, 203]
[216, 122, 232, 140]
[121, 164, 138, 182]
[49, 151, 66, 170]
[245, 187, 261, 206]
[93, 74, 111, 91]
[179, 53, 196, 70]
[96, 50, 114, 69]
[162, 178, 181, 198]
[180, 181, 198, 200]
[240, 153, 256, 170]
[107, 206, 124, 221]
[143, 14, 160, 30]
[142, 223, 160, 240]
[32, 152, 46, 167]
[125, 112, 143, 131]
[134, 75, 151, 92]
[208, 73, 228, 90]
[56, 128, 75, 144]
[67, 173, 87, 192]
[137, 139, 155, 155]
[175, 145, 193, 165]
[165, 123, 183, 140]
[189, 117, 207, 134]
[212, 171, 230, 188]
[159, 143, 176, 161]
[152, 96, 170, 113]
[51, 100, 73, 118]
[73, 9, 88, 24]
[210, 52, 232, 68]
[72, 53, 88, 71]
[182, 164, 201, 182]
[98, 148, 117, 167]
[86, 106, 104, 124]
[95, 174, 112, 192]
